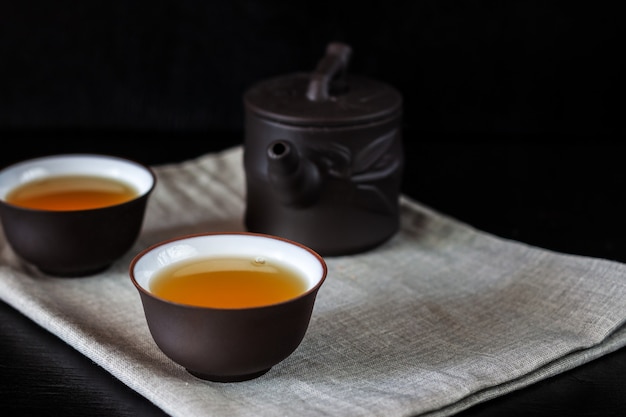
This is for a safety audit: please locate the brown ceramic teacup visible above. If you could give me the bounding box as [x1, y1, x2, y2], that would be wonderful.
[129, 232, 327, 382]
[0, 153, 156, 277]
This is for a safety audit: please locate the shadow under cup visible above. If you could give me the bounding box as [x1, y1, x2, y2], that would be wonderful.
[0, 154, 156, 277]
[129, 232, 328, 382]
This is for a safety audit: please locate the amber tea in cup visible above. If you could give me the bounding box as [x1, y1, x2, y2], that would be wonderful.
[130, 232, 327, 382]
[0, 153, 156, 276]
[5, 174, 139, 211]
[149, 256, 308, 308]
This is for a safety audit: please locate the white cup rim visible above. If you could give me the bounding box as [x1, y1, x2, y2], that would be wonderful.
[130, 232, 328, 310]
[0, 153, 156, 204]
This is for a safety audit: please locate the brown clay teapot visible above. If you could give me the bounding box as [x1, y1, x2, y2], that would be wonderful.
[242, 42, 404, 256]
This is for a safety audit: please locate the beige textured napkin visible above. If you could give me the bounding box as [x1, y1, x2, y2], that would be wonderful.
[1, 146, 625, 417]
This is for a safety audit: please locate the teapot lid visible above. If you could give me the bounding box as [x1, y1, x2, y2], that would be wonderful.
[243, 43, 402, 127]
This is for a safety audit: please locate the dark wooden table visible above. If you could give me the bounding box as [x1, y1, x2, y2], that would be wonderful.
[1, 132, 625, 416]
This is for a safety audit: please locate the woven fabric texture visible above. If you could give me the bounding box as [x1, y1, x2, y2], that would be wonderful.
[1, 146, 625, 417]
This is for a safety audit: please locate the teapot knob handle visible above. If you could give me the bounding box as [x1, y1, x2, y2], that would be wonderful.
[306, 42, 352, 102]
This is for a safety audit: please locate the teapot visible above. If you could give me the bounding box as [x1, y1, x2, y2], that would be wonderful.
[242, 42, 404, 256]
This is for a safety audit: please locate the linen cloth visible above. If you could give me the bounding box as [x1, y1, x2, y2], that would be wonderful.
[1, 145, 625, 417]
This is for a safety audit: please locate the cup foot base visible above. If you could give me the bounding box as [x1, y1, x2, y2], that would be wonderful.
[186, 367, 271, 382]
[38, 264, 111, 278]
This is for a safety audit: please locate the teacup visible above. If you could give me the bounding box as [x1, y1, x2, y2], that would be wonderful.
[0, 153, 156, 277]
[129, 232, 327, 382]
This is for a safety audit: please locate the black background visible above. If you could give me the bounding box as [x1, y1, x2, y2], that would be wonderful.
[1, 1, 623, 137]
[1, 1, 625, 416]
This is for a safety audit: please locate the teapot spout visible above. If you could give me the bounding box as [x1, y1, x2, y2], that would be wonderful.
[267, 140, 321, 208]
